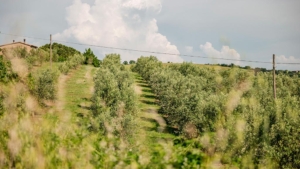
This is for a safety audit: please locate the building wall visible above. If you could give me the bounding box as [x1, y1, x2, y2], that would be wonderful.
[0, 42, 37, 55]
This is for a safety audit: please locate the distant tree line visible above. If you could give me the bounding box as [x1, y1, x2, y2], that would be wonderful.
[123, 60, 136, 65]
[40, 43, 80, 62]
[40, 43, 102, 68]
[205, 63, 300, 77]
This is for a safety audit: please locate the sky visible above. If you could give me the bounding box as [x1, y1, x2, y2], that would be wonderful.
[0, 0, 300, 70]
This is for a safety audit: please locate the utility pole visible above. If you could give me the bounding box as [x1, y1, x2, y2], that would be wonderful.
[50, 34, 52, 69]
[273, 54, 276, 99]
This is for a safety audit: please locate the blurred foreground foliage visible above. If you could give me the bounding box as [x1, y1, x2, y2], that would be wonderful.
[1, 48, 299, 168]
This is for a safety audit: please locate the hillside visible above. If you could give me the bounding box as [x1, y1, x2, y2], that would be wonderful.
[0, 47, 300, 168]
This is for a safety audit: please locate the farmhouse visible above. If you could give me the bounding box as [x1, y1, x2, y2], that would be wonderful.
[0, 39, 38, 55]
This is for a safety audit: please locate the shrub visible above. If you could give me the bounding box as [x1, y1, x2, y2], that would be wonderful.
[102, 54, 121, 67]
[39, 43, 81, 62]
[14, 47, 28, 58]
[92, 54, 138, 140]
[82, 48, 101, 67]
[0, 55, 8, 83]
[0, 55, 17, 83]
[32, 69, 59, 101]
[26, 48, 49, 66]
[92, 57, 101, 67]
[58, 53, 84, 74]
[0, 92, 4, 116]
[129, 60, 135, 64]
[58, 62, 70, 75]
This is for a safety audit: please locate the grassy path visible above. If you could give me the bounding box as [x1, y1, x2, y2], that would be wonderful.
[54, 65, 95, 118]
[64, 65, 95, 115]
[133, 73, 175, 142]
[57, 66, 174, 144]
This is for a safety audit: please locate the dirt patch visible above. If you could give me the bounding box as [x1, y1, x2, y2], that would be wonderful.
[76, 79, 85, 84]
[134, 83, 142, 95]
[25, 96, 40, 114]
[146, 109, 166, 132]
[89, 86, 94, 94]
[10, 57, 28, 79]
[84, 66, 93, 81]
[85, 66, 94, 94]
[56, 74, 68, 111]
[3, 83, 26, 112]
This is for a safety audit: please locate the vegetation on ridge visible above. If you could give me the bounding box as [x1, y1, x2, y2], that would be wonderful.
[0, 44, 299, 168]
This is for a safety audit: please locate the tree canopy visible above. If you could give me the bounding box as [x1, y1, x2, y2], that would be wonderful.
[40, 43, 81, 62]
[83, 48, 101, 67]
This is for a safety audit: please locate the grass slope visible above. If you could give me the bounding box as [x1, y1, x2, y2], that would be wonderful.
[132, 72, 175, 142]
[64, 65, 96, 116]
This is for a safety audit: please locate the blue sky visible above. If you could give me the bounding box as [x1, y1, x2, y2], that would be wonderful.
[0, 0, 299, 70]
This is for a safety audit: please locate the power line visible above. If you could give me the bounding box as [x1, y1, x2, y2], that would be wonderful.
[0, 32, 49, 41]
[1, 32, 300, 65]
[55, 39, 274, 64]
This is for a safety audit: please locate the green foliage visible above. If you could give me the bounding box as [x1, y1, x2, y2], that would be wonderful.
[14, 47, 28, 58]
[11, 47, 49, 70]
[58, 53, 85, 75]
[0, 92, 4, 116]
[132, 56, 162, 81]
[82, 48, 101, 67]
[102, 53, 121, 67]
[0, 55, 8, 83]
[26, 49, 49, 69]
[244, 65, 251, 69]
[133, 56, 300, 168]
[1, 51, 299, 168]
[36, 69, 58, 100]
[40, 43, 80, 62]
[92, 53, 138, 140]
[0, 55, 17, 83]
[129, 60, 136, 64]
[92, 57, 101, 67]
[58, 62, 70, 75]
[123, 60, 128, 65]
[68, 54, 85, 69]
[29, 69, 59, 101]
[83, 48, 94, 64]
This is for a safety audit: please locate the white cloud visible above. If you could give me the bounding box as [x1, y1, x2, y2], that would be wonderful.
[276, 55, 300, 70]
[53, 0, 182, 62]
[132, 14, 141, 22]
[122, 0, 162, 11]
[200, 42, 241, 65]
[185, 46, 193, 53]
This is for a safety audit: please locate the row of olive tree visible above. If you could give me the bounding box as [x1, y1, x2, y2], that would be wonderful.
[91, 54, 138, 141]
[82, 54, 210, 168]
[58, 53, 85, 74]
[6, 45, 84, 102]
[132, 56, 300, 168]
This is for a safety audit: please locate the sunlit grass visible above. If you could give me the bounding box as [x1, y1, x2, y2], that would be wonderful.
[64, 65, 95, 114]
[132, 72, 178, 147]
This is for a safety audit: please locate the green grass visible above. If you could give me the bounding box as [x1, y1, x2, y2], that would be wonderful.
[132, 72, 176, 142]
[64, 65, 95, 115]
[133, 73, 159, 110]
